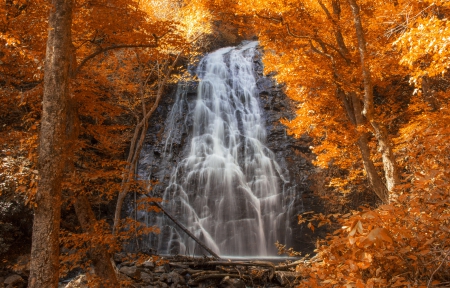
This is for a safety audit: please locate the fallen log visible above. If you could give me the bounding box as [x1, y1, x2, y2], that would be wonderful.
[204, 261, 275, 280]
[188, 273, 250, 286]
[151, 201, 221, 259]
[275, 260, 304, 270]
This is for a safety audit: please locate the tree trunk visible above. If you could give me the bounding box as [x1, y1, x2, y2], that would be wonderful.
[347, 0, 399, 196]
[73, 195, 119, 287]
[371, 122, 399, 192]
[64, 97, 119, 286]
[356, 134, 389, 202]
[351, 92, 389, 202]
[28, 0, 73, 287]
[114, 53, 183, 234]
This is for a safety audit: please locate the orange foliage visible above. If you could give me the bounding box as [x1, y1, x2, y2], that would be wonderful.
[230, 0, 450, 286]
[1, 0, 212, 280]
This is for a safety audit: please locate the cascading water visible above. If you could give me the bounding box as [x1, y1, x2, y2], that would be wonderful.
[141, 41, 300, 257]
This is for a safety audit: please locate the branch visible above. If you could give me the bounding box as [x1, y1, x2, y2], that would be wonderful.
[151, 201, 221, 260]
[427, 249, 450, 288]
[256, 12, 349, 62]
[74, 43, 158, 76]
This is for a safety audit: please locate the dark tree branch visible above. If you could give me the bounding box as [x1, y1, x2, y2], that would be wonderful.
[151, 201, 221, 260]
[74, 43, 158, 77]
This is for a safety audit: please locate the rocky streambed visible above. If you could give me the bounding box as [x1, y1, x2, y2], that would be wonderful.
[61, 254, 302, 288]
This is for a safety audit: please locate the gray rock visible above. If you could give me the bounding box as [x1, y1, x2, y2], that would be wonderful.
[154, 265, 165, 273]
[140, 260, 155, 269]
[219, 276, 245, 288]
[160, 272, 185, 285]
[4, 274, 25, 288]
[150, 281, 168, 288]
[141, 271, 153, 283]
[119, 265, 141, 280]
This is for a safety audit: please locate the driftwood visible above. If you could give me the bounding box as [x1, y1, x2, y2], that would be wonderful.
[128, 255, 303, 287]
[188, 273, 251, 286]
[151, 201, 221, 259]
[275, 259, 305, 270]
[205, 261, 275, 280]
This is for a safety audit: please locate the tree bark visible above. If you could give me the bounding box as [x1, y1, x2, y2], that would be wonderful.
[347, 0, 399, 196]
[28, 0, 73, 287]
[351, 92, 389, 202]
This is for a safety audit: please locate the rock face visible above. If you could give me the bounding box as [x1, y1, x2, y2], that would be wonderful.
[134, 43, 315, 255]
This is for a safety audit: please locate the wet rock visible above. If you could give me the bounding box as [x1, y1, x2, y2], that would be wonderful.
[119, 265, 141, 280]
[219, 276, 245, 288]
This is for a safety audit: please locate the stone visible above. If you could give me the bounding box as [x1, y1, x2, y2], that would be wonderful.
[140, 271, 153, 283]
[219, 276, 245, 288]
[4, 274, 26, 288]
[140, 259, 155, 269]
[150, 281, 168, 288]
[64, 275, 88, 288]
[154, 265, 165, 273]
[119, 265, 141, 280]
[160, 272, 185, 286]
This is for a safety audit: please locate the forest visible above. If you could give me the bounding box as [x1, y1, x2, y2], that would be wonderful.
[1, 0, 449, 287]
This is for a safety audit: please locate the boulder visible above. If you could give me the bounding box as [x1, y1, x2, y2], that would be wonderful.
[140, 271, 153, 284]
[160, 271, 185, 286]
[119, 265, 141, 280]
[139, 259, 155, 269]
[154, 265, 165, 273]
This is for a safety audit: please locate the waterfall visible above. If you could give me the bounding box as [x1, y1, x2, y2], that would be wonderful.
[143, 41, 296, 257]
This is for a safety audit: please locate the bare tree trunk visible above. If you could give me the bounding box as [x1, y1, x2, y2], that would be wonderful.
[371, 122, 398, 191]
[351, 92, 389, 202]
[347, 0, 399, 195]
[28, 0, 73, 287]
[113, 53, 183, 234]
